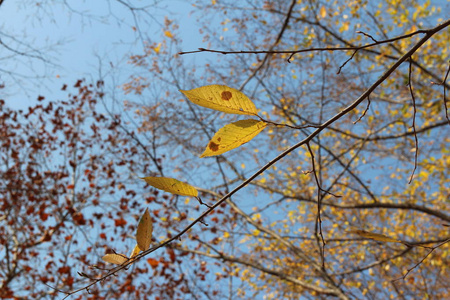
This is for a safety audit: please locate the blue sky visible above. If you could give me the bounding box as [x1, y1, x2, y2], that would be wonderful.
[0, 0, 208, 108]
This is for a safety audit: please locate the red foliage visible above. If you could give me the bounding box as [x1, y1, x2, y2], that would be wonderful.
[0, 79, 222, 299]
[0, 80, 152, 298]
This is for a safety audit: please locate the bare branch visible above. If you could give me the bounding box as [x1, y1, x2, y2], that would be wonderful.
[307, 143, 325, 262]
[180, 26, 430, 62]
[407, 58, 419, 184]
[431, 60, 450, 124]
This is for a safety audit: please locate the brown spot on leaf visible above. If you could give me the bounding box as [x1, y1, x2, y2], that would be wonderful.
[217, 137, 221, 142]
[221, 91, 232, 101]
[208, 141, 220, 152]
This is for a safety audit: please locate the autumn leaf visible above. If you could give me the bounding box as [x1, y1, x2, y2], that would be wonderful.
[201, 119, 268, 157]
[141, 176, 198, 197]
[130, 244, 141, 258]
[180, 85, 258, 115]
[136, 208, 153, 251]
[102, 253, 128, 265]
[349, 230, 402, 243]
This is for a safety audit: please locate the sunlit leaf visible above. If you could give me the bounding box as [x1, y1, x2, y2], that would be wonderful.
[180, 85, 258, 115]
[350, 230, 402, 243]
[141, 177, 198, 197]
[130, 244, 141, 258]
[201, 119, 267, 157]
[136, 208, 153, 251]
[102, 253, 128, 265]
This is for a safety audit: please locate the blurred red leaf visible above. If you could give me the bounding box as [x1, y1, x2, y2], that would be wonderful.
[147, 258, 159, 269]
[58, 266, 71, 274]
[114, 218, 127, 227]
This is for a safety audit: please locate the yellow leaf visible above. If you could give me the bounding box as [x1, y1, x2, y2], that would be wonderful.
[136, 208, 153, 251]
[200, 119, 267, 157]
[164, 30, 173, 38]
[130, 244, 141, 258]
[180, 85, 258, 115]
[350, 230, 401, 243]
[141, 177, 198, 197]
[102, 253, 128, 265]
[320, 6, 326, 18]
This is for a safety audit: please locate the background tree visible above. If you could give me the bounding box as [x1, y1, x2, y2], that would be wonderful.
[1, 0, 449, 299]
[0, 0, 160, 97]
[116, 0, 449, 299]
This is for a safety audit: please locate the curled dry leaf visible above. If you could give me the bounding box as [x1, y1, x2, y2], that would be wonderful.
[141, 176, 198, 197]
[350, 230, 402, 243]
[201, 119, 268, 157]
[102, 253, 128, 265]
[136, 208, 153, 251]
[180, 85, 258, 115]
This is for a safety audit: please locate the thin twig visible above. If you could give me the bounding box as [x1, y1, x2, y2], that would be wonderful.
[180, 28, 430, 62]
[306, 143, 326, 268]
[42, 282, 65, 294]
[337, 49, 359, 74]
[357, 30, 379, 43]
[306, 142, 342, 261]
[255, 114, 320, 129]
[195, 196, 212, 208]
[433, 61, 450, 124]
[198, 218, 209, 226]
[407, 58, 419, 184]
[353, 95, 371, 124]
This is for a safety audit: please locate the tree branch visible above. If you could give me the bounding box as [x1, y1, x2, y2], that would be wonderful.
[64, 18, 450, 298]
